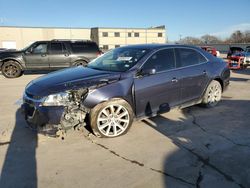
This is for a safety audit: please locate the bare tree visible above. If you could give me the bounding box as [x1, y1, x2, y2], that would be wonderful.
[201, 35, 221, 44]
[180, 37, 202, 45]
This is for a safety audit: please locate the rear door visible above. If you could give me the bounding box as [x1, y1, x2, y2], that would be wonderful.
[48, 42, 70, 69]
[134, 48, 180, 117]
[23, 42, 49, 69]
[175, 47, 209, 103]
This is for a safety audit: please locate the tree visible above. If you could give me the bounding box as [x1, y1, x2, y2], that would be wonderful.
[201, 35, 221, 44]
[179, 37, 202, 45]
[229, 30, 244, 43]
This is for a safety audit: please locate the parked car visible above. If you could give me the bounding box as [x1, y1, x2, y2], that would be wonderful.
[201, 46, 217, 56]
[230, 51, 245, 61]
[227, 47, 244, 59]
[0, 48, 7, 52]
[22, 44, 230, 138]
[0, 40, 102, 78]
[243, 48, 250, 67]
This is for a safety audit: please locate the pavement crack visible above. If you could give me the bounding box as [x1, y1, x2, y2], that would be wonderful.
[82, 130, 195, 186]
[186, 109, 207, 133]
[196, 165, 204, 188]
[187, 109, 250, 149]
[175, 141, 246, 188]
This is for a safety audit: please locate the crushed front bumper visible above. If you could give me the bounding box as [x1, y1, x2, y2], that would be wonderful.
[21, 93, 65, 129]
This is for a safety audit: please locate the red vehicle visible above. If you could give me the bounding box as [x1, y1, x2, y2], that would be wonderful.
[229, 52, 245, 61]
[227, 57, 245, 70]
[201, 46, 217, 56]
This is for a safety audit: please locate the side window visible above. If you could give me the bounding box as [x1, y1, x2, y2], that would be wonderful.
[142, 49, 175, 73]
[176, 48, 207, 68]
[50, 42, 63, 54]
[71, 42, 98, 53]
[32, 43, 47, 54]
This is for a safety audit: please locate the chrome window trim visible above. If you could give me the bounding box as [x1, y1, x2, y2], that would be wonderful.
[138, 46, 209, 75]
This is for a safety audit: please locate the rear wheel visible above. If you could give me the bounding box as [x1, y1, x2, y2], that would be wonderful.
[2, 60, 23, 78]
[90, 99, 134, 138]
[202, 80, 222, 108]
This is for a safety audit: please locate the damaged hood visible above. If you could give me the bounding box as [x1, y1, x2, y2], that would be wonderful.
[26, 67, 121, 97]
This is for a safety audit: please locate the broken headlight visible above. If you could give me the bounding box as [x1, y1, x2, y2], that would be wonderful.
[42, 92, 70, 106]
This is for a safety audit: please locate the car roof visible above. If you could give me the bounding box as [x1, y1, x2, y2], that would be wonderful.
[118, 44, 201, 50]
[33, 40, 95, 43]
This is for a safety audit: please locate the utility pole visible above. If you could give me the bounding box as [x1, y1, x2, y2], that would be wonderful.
[179, 34, 182, 41]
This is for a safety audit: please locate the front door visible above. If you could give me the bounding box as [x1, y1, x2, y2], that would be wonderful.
[23, 42, 49, 69]
[134, 48, 180, 117]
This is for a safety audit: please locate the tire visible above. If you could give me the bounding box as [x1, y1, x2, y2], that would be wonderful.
[90, 99, 134, 138]
[73, 60, 88, 67]
[201, 80, 222, 108]
[1, 60, 23, 78]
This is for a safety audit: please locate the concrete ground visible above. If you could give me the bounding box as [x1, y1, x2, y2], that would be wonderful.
[0, 69, 250, 188]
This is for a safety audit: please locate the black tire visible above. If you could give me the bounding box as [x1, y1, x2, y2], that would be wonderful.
[201, 80, 222, 108]
[1, 60, 23, 78]
[73, 60, 88, 67]
[90, 99, 134, 138]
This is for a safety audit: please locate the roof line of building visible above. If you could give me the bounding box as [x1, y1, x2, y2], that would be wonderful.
[0, 25, 166, 30]
[0, 25, 90, 29]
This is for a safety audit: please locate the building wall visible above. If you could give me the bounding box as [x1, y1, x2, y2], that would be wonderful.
[0, 26, 91, 50]
[0, 26, 166, 50]
[92, 27, 166, 50]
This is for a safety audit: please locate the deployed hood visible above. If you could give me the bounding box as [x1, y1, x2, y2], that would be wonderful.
[26, 67, 121, 97]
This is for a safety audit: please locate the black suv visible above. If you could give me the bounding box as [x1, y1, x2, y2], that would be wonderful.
[0, 40, 101, 78]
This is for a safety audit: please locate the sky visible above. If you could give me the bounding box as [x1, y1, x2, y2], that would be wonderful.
[0, 0, 250, 41]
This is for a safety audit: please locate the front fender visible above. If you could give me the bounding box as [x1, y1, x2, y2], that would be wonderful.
[83, 77, 134, 110]
[1, 57, 25, 69]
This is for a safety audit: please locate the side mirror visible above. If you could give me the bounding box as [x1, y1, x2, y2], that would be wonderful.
[140, 68, 156, 76]
[25, 48, 33, 54]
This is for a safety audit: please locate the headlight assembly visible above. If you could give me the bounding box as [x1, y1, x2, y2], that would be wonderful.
[42, 92, 70, 106]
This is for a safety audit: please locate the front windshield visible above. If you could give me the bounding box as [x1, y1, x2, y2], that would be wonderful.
[87, 47, 149, 72]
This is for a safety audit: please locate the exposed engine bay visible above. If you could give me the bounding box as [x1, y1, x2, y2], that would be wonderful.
[37, 89, 90, 139]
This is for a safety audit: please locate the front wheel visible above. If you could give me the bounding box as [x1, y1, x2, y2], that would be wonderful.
[201, 80, 222, 108]
[90, 99, 134, 138]
[1, 60, 23, 78]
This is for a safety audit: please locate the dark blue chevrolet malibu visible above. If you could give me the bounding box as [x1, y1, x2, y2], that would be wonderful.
[22, 44, 230, 138]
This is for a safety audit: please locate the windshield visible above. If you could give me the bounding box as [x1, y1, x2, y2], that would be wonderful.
[87, 47, 149, 72]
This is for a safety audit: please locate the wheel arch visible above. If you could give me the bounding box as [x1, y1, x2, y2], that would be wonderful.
[214, 77, 224, 91]
[1, 58, 24, 70]
[72, 58, 89, 66]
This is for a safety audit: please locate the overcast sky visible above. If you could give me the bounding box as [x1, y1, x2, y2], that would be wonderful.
[0, 0, 250, 41]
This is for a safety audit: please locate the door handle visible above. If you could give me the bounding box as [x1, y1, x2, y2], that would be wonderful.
[203, 70, 207, 75]
[171, 78, 178, 83]
[41, 54, 47, 57]
[64, 53, 69, 57]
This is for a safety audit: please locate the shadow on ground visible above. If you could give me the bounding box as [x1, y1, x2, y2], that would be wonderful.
[232, 68, 250, 76]
[0, 109, 37, 188]
[144, 99, 250, 188]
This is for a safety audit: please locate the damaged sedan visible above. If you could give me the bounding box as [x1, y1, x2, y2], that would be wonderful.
[22, 44, 230, 138]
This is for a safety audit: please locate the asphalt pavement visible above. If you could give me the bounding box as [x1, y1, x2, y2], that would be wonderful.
[0, 69, 250, 188]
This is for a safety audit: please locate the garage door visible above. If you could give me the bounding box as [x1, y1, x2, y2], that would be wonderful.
[2, 41, 16, 49]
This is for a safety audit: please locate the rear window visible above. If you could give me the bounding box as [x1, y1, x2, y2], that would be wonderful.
[70, 42, 99, 53]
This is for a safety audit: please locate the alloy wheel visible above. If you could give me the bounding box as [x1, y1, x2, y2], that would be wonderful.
[97, 104, 130, 137]
[207, 84, 221, 104]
